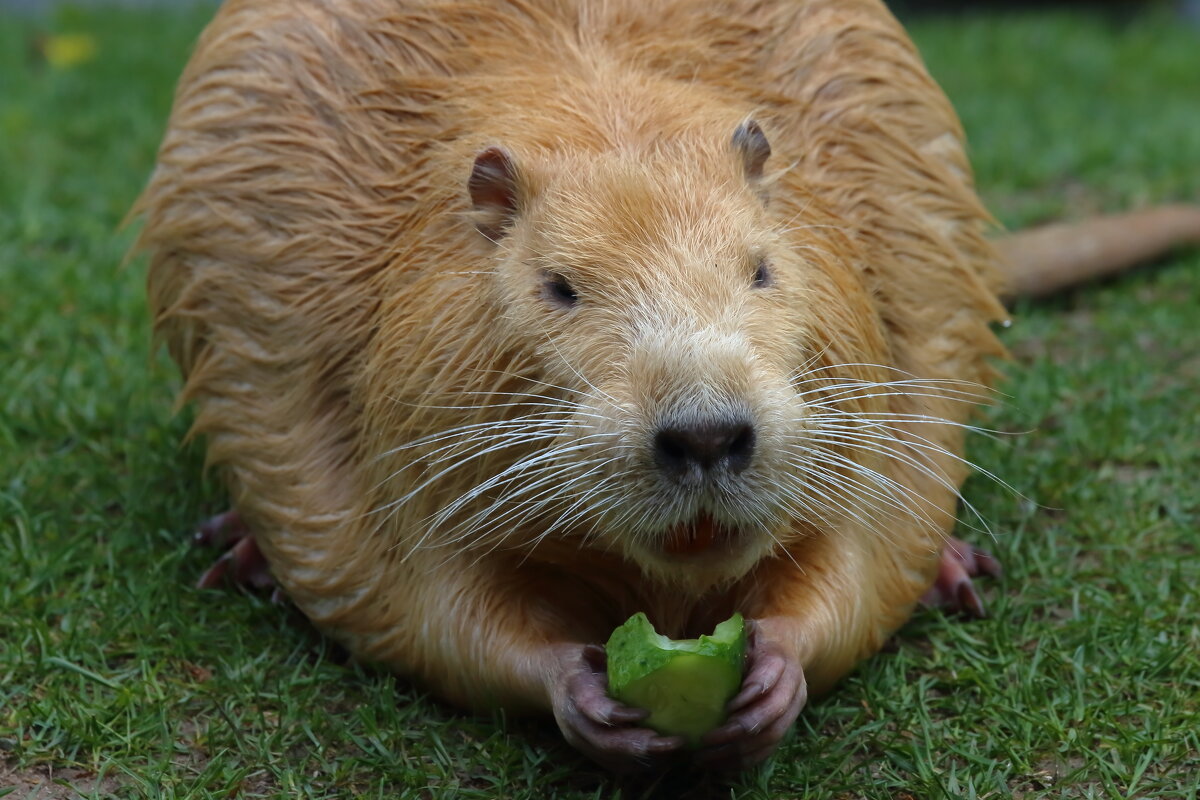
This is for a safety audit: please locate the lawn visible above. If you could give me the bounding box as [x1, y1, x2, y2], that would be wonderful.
[1, 3, 1198, 798]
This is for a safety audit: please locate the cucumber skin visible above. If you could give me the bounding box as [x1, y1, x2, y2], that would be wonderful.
[605, 612, 746, 746]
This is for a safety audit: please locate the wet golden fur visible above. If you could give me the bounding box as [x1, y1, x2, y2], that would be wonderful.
[137, 0, 1008, 713]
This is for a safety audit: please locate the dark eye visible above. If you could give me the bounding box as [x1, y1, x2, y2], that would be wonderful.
[543, 273, 578, 309]
[752, 256, 772, 288]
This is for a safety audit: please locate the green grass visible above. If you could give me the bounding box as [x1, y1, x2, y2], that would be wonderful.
[2, 4, 1198, 798]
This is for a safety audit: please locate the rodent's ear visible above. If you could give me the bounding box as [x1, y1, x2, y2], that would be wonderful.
[732, 119, 771, 185]
[469, 146, 521, 242]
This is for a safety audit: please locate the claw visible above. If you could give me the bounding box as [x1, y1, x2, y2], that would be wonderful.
[193, 510, 277, 594]
[195, 549, 232, 589]
[695, 620, 806, 770]
[956, 579, 985, 619]
[921, 537, 1001, 618]
[550, 643, 683, 772]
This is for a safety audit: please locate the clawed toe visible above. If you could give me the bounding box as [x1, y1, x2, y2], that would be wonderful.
[193, 510, 277, 595]
[921, 537, 1001, 618]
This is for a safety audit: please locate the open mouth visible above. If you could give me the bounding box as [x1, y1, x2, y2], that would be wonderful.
[662, 513, 740, 556]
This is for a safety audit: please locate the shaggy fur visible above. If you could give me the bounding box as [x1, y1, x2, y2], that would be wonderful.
[137, 0, 1010, 722]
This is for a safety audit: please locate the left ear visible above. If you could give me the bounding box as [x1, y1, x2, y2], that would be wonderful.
[732, 118, 771, 189]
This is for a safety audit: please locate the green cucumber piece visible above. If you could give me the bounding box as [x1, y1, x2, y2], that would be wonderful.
[605, 612, 746, 746]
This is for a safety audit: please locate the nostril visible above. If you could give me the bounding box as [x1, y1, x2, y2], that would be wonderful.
[653, 428, 693, 478]
[725, 422, 756, 474]
[653, 418, 757, 479]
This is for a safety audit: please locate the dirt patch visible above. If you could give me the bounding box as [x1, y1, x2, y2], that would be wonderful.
[0, 762, 123, 800]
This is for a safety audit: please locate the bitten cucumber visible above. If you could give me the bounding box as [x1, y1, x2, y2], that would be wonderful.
[605, 612, 746, 746]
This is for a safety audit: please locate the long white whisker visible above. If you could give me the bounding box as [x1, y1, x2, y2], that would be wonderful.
[371, 429, 569, 519]
[786, 451, 933, 537]
[804, 432, 993, 538]
[437, 452, 616, 537]
[800, 384, 992, 408]
[790, 360, 1001, 393]
[804, 408, 1014, 440]
[788, 455, 927, 530]
[809, 419, 1024, 500]
[426, 434, 620, 528]
[381, 419, 581, 465]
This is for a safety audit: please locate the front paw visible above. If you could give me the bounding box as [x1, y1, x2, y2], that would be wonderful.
[549, 644, 686, 773]
[695, 620, 807, 770]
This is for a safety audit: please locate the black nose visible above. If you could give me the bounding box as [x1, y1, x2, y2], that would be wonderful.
[653, 419, 756, 481]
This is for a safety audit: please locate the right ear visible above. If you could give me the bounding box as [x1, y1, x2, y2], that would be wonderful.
[732, 119, 771, 185]
[468, 146, 520, 242]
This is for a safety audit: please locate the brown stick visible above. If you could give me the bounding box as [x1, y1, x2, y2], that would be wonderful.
[996, 205, 1200, 298]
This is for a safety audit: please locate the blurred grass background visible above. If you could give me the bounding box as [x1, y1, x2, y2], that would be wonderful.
[1, 2, 1197, 798]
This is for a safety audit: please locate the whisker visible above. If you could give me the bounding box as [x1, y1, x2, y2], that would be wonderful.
[434, 453, 616, 542]
[379, 415, 588, 461]
[804, 430, 994, 538]
[791, 360, 1000, 391]
[789, 450, 942, 546]
[797, 382, 993, 408]
[425, 433, 621, 528]
[789, 455, 929, 529]
[804, 409, 1015, 440]
[398, 444, 614, 558]
[370, 429, 569, 518]
[785, 451, 933, 537]
[809, 418, 1025, 501]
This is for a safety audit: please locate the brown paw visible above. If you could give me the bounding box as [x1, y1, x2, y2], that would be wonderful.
[696, 619, 807, 771]
[920, 537, 1002, 618]
[550, 644, 685, 773]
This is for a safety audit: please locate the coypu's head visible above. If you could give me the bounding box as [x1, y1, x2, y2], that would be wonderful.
[438, 117, 882, 592]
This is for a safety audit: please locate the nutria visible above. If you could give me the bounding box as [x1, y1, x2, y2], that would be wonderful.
[135, 0, 1200, 772]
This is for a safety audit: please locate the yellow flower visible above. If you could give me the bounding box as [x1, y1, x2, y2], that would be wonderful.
[40, 34, 98, 70]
